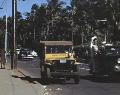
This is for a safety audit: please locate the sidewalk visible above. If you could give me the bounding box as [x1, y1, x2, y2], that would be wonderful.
[0, 66, 45, 95]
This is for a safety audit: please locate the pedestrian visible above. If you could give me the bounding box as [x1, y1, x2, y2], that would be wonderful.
[89, 36, 99, 74]
[0, 49, 6, 69]
[0, 49, 1, 68]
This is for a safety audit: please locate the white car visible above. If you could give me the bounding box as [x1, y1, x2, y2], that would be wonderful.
[18, 49, 38, 59]
[31, 50, 38, 57]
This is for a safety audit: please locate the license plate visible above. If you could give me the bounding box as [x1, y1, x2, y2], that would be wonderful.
[60, 60, 66, 63]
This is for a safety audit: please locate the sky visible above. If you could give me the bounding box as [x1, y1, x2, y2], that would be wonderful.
[0, 0, 70, 18]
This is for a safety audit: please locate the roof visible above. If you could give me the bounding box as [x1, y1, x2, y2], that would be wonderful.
[40, 41, 73, 46]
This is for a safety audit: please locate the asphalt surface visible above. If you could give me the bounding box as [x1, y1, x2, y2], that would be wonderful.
[8, 57, 120, 95]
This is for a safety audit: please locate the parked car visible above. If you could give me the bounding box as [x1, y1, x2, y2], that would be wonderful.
[89, 45, 120, 76]
[18, 48, 37, 59]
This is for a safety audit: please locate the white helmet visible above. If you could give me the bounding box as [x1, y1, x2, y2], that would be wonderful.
[90, 36, 97, 48]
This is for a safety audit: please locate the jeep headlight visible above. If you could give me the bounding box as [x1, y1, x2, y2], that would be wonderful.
[114, 65, 120, 72]
[69, 53, 72, 56]
[51, 60, 56, 64]
[117, 58, 120, 64]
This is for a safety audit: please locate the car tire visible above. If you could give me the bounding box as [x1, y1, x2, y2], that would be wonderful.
[74, 76, 80, 84]
[41, 67, 50, 84]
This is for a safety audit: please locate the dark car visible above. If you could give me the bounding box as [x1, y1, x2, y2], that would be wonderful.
[89, 45, 120, 76]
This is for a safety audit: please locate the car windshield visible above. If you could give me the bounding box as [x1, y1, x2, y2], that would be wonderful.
[46, 46, 72, 53]
[20, 49, 32, 55]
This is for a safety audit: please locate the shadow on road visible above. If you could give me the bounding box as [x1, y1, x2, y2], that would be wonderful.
[12, 75, 39, 84]
[45, 79, 78, 85]
[12, 75, 78, 85]
[39, 78, 79, 85]
[80, 75, 120, 83]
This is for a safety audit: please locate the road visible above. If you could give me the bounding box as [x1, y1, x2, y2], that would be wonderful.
[8, 57, 120, 95]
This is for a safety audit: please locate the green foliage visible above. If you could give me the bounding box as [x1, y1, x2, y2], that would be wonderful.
[0, 0, 120, 49]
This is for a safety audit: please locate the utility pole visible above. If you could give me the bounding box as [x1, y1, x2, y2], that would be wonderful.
[5, 0, 8, 63]
[11, 0, 17, 69]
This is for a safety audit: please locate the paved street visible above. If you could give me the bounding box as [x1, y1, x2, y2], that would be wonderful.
[14, 58, 120, 95]
[0, 56, 120, 95]
[44, 74, 120, 95]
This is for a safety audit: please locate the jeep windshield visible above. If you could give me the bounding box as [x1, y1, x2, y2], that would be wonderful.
[46, 46, 72, 53]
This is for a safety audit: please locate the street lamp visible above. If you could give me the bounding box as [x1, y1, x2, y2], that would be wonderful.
[0, 1, 8, 63]
[33, 9, 36, 40]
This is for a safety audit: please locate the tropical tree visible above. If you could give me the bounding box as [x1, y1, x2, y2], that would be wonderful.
[3, 0, 120, 49]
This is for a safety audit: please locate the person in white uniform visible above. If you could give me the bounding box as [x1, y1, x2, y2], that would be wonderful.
[89, 36, 99, 74]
